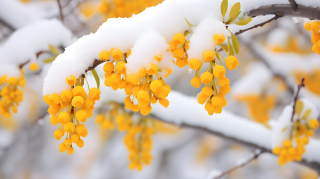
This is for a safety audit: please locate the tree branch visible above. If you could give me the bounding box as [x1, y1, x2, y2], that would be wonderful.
[57, 0, 64, 23]
[249, 4, 320, 20]
[288, 0, 299, 12]
[84, 59, 106, 73]
[291, 78, 305, 122]
[214, 150, 262, 179]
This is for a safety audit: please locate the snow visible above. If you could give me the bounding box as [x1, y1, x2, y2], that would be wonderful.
[43, 0, 320, 95]
[0, 19, 73, 77]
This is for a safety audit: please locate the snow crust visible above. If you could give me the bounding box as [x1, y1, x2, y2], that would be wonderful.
[0, 19, 73, 77]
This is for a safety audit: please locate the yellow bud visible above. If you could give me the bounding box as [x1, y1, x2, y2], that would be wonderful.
[29, 62, 39, 72]
[191, 77, 201, 88]
[202, 50, 215, 62]
[213, 34, 225, 44]
[225, 56, 239, 71]
[66, 75, 77, 86]
[189, 58, 201, 70]
[99, 50, 110, 61]
[200, 72, 213, 85]
[67, 146, 74, 155]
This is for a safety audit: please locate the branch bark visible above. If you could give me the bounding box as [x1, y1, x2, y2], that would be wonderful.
[57, 0, 64, 23]
[249, 4, 320, 20]
[288, 0, 299, 12]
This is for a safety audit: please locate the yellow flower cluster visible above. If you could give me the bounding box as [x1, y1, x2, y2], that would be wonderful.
[188, 34, 239, 115]
[99, 0, 163, 20]
[304, 21, 320, 55]
[272, 100, 319, 165]
[234, 95, 275, 124]
[95, 102, 154, 170]
[43, 75, 101, 155]
[271, 36, 313, 55]
[101, 47, 171, 116]
[0, 71, 25, 118]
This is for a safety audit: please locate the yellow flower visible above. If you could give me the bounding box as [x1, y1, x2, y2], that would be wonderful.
[191, 77, 201, 88]
[103, 62, 114, 73]
[309, 119, 319, 129]
[213, 65, 226, 79]
[172, 48, 185, 59]
[220, 85, 231, 95]
[61, 90, 73, 101]
[58, 112, 70, 122]
[89, 88, 101, 101]
[304, 22, 311, 31]
[66, 75, 77, 86]
[201, 87, 213, 96]
[111, 73, 121, 83]
[111, 48, 123, 61]
[84, 99, 95, 109]
[64, 138, 72, 146]
[72, 96, 84, 108]
[197, 93, 208, 105]
[172, 33, 185, 45]
[213, 34, 225, 44]
[76, 124, 88, 137]
[76, 110, 88, 122]
[76, 139, 84, 148]
[211, 96, 223, 106]
[159, 98, 169, 108]
[64, 122, 75, 133]
[116, 61, 126, 74]
[67, 146, 74, 155]
[176, 56, 188, 68]
[154, 55, 162, 62]
[202, 50, 215, 62]
[59, 143, 67, 153]
[150, 80, 162, 92]
[189, 58, 201, 70]
[99, 50, 110, 61]
[50, 115, 59, 125]
[95, 114, 105, 123]
[48, 104, 61, 115]
[29, 62, 39, 72]
[140, 105, 152, 116]
[72, 86, 87, 99]
[71, 133, 80, 143]
[225, 56, 239, 71]
[146, 64, 158, 75]
[200, 72, 213, 85]
[118, 80, 127, 89]
[49, 94, 61, 105]
[218, 77, 230, 87]
[54, 129, 64, 141]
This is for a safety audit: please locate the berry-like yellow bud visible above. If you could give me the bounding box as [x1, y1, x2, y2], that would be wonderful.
[58, 112, 70, 122]
[304, 22, 311, 31]
[50, 115, 59, 125]
[118, 80, 127, 89]
[218, 77, 230, 87]
[213, 65, 226, 79]
[176, 56, 188, 68]
[76, 124, 88, 137]
[110, 73, 121, 83]
[211, 96, 223, 106]
[95, 114, 105, 124]
[154, 55, 162, 62]
[159, 98, 169, 108]
[202, 50, 215, 62]
[64, 122, 75, 133]
[76, 139, 84, 148]
[225, 56, 239, 71]
[200, 72, 213, 85]
[61, 90, 73, 101]
[197, 93, 208, 105]
[172, 33, 185, 45]
[64, 138, 72, 146]
[116, 61, 126, 74]
[54, 129, 64, 141]
[191, 77, 201, 88]
[89, 88, 101, 101]
[150, 80, 162, 92]
[48, 104, 61, 115]
[49, 94, 61, 105]
[29, 62, 39, 72]
[72, 86, 87, 98]
[59, 143, 67, 153]
[72, 96, 84, 108]
[220, 85, 231, 95]
[66, 75, 77, 86]
[189, 58, 201, 70]
[111, 48, 123, 61]
[173, 48, 185, 59]
[309, 119, 319, 129]
[99, 50, 110, 61]
[202, 87, 213, 96]
[213, 34, 225, 44]
[67, 146, 74, 155]
[146, 64, 158, 75]
[103, 62, 114, 73]
[76, 110, 88, 122]
[71, 133, 80, 143]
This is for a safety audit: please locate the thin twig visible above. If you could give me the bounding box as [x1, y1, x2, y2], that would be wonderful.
[214, 150, 262, 179]
[291, 78, 305, 122]
[288, 0, 299, 12]
[57, 0, 64, 23]
[84, 59, 106, 73]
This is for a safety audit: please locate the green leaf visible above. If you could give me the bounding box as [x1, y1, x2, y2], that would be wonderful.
[218, 44, 229, 53]
[92, 69, 100, 89]
[235, 16, 252, 25]
[227, 2, 241, 23]
[229, 30, 240, 55]
[185, 18, 194, 33]
[295, 99, 304, 116]
[221, 0, 228, 21]
[229, 11, 241, 24]
[49, 44, 60, 56]
[184, 30, 189, 37]
[43, 57, 56, 63]
[303, 109, 312, 120]
[227, 38, 234, 56]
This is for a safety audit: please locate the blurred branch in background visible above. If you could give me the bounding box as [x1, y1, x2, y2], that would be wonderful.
[288, 0, 298, 12]
[57, 0, 64, 23]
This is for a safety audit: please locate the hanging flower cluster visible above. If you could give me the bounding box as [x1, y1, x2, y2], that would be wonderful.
[43, 75, 101, 155]
[304, 21, 320, 55]
[101, 46, 171, 116]
[95, 102, 154, 170]
[0, 70, 25, 118]
[272, 99, 319, 165]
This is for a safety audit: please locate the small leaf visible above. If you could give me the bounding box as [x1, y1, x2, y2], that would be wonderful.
[302, 109, 312, 120]
[229, 30, 240, 55]
[185, 18, 194, 33]
[218, 44, 229, 53]
[264, 123, 272, 129]
[229, 11, 241, 24]
[49, 44, 60, 56]
[184, 30, 189, 37]
[282, 127, 287, 132]
[295, 99, 304, 116]
[221, 0, 228, 21]
[235, 16, 252, 25]
[92, 69, 100, 89]
[227, 38, 234, 56]
[227, 2, 241, 23]
[43, 57, 56, 63]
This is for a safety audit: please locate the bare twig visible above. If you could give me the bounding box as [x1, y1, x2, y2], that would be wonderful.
[57, 0, 64, 23]
[288, 0, 299, 12]
[249, 4, 320, 20]
[84, 59, 106, 73]
[291, 78, 305, 122]
[0, 18, 15, 31]
[214, 150, 262, 179]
